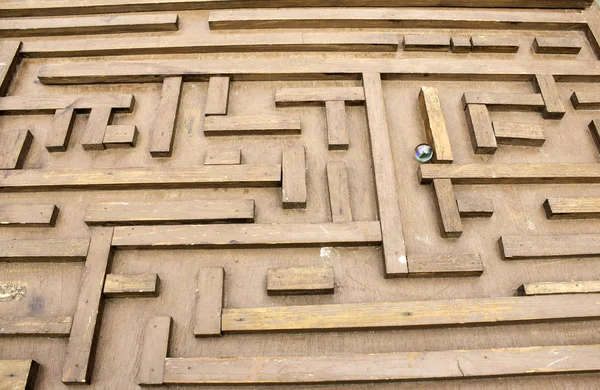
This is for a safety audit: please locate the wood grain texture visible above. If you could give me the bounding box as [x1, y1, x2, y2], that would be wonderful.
[533, 74, 566, 119]
[103, 274, 159, 297]
[326, 161, 353, 223]
[275, 87, 364, 106]
[571, 91, 600, 109]
[204, 115, 301, 136]
[204, 149, 241, 165]
[403, 34, 450, 51]
[419, 86, 453, 163]
[544, 197, 600, 219]
[267, 266, 334, 295]
[0, 41, 21, 97]
[590, 119, 600, 152]
[0, 317, 72, 336]
[450, 36, 471, 52]
[325, 101, 349, 150]
[520, 281, 600, 295]
[456, 197, 494, 218]
[194, 267, 224, 337]
[0, 129, 33, 169]
[492, 122, 546, 146]
[462, 92, 545, 111]
[470, 35, 519, 53]
[0, 204, 59, 226]
[0, 238, 89, 261]
[465, 104, 496, 154]
[0, 360, 38, 390]
[138, 316, 171, 386]
[204, 76, 230, 115]
[533, 36, 582, 54]
[150, 76, 182, 157]
[81, 107, 112, 151]
[407, 253, 483, 277]
[0, 94, 134, 114]
[102, 125, 138, 148]
[282, 144, 307, 209]
[500, 234, 600, 259]
[432, 179, 462, 238]
[46, 108, 76, 152]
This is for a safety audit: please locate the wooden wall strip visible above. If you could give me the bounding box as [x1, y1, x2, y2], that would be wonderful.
[0, 360, 38, 390]
[520, 281, 600, 295]
[138, 316, 171, 386]
[589, 119, 600, 152]
[470, 36, 519, 53]
[282, 144, 307, 209]
[571, 91, 600, 109]
[204, 115, 301, 136]
[0, 129, 33, 169]
[419, 86, 453, 163]
[0, 204, 59, 226]
[0, 165, 281, 191]
[0, 316, 72, 336]
[456, 197, 494, 218]
[46, 108, 76, 152]
[0, 238, 89, 261]
[533, 36, 582, 54]
[544, 197, 600, 219]
[204, 149, 241, 165]
[492, 122, 546, 146]
[194, 267, 224, 337]
[103, 125, 138, 148]
[204, 76, 230, 116]
[0, 41, 20, 97]
[500, 234, 600, 259]
[150, 76, 182, 157]
[85, 199, 255, 226]
[275, 87, 364, 106]
[462, 92, 545, 111]
[432, 179, 462, 238]
[103, 274, 159, 297]
[419, 163, 600, 184]
[0, 94, 134, 114]
[112, 222, 382, 249]
[363, 73, 407, 277]
[465, 104, 496, 154]
[325, 101, 349, 150]
[407, 253, 483, 277]
[403, 34, 450, 51]
[267, 266, 334, 295]
[62, 228, 113, 384]
[326, 161, 353, 223]
[222, 294, 600, 333]
[533, 74, 566, 119]
[81, 107, 113, 151]
[0, 14, 179, 38]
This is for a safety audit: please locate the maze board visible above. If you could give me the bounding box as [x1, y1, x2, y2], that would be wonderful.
[2, 0, 600, 389]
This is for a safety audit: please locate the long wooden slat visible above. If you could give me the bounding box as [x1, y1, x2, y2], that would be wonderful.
[432, 179, 462, 238]
[149, 76, 182, 157]
[204, 115, 301, 136]
[138, 316, 171, 386]
[325, 101, 349, 150]
[81, 107, 112, 151]
[403, 34, 450, 51]
[407, 253, 483, 277]
[0, 238, 89, 261]
[419, 86, 453, 163]
[492, 122, 546, 147]
[326, 161, 352, 223]
[0, 165, 282, 191]
[571, 91, 600, 109]
[462, 92, 545, 111]
[520, 281, 600, 295]
[0, 360, 38, 390]
[465, 104, 496, 154]
[62, 228, 113, 384]
[221, 293, 600, 333]
[267, 266, 335, 295]
[0, 41, 21, 96]
[0, 129, 33, 169]
[111, 221, 382, 249]
[275, 87, 365, 106]
[0, 14, 179, 37]
[470, 36, 519, 53]
[533, 36, 582, 54]
[533, 74, 566, 119]
[0, 94, 134, 114]
[544, 197, 600, 219]
[500, 234, 600, 259]
[363, 72, 407, 277]
[85, 199, 254, 225]
[46, 108, 76, 152]
[419, 163, 600, 184]
[0, 204, 59, 226]
[0, 316, 72, 336]
[103, 274, 159, 297]
[282, 144, 307, 209]
[204, 76, 230, 116]
[194, 267, 224, 337]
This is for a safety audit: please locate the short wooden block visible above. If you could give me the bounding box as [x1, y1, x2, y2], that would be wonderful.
[0, 360, 38, 390]
[81, 107, 112, 151]
[326, 161, 352, 223]
[519, 281, 600, 295]
[456, 197, 494, 218]
[205, 76, 230, 115]
[407, 253, 483, 277]
[150, 76, 182, 157]
[138, 316, 171, 385]
[194, 267, 224, 337]
[462, 92, 545, 111]
[282, 144, 307, 209]
[102, 125, 138, 148]
[275, 87, 365, 106]
[204, 149, 242, 165]
[0, 238, 89, 261]
[571, 91, 600, 110]
[492, 122, 546, 146]
[0, 204, 59, 226]
[0, 129, 33, 169]
[267, 266, 334, 295]
[419, 86, 453, 163]
[500, 234, 600, 259]
[470, 36, 519, 53]
[432, 179, 462, 238]
[533, 36, 582, 54]
[204, 115, 301, 136]
[325, 100, 349, 150]
[544, 197, 600, 219]
[533, 74, 565, 119]
[450, 36, 471, 53]
[46, 108, 76, 152]
[465, 104, 496, 154]
[0, 316, 72, 336]
[403, 34, 450, 51]
[589, 119, 600, 152]
[103, 273, 159, 297]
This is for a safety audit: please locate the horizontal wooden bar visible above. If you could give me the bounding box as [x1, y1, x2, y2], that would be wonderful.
[520, 281, 600, 295]
[0, 165, 281, 191]
[492, 122, 546, 147]
[533, 36, 582, 54]
[470, 36, 519, 53]
[544, 197, 600, 219]
[0, 360, 38, 389]
[403, 34, 450, 51]
[462, 92, 545, 111]
[501, 234, 600, 259]
[0, 204, 59, 226]
[102, 125, 138, 148]
[571, 91, 600, 109]
[221, 293, 600, 333]
[204, 115, 301, 136]
[111, 221, 382, 249]
[103, 273, 159, 297]
[456, 197, 494, 218]
[0, 316, 72, 336]
[267, 266, 335, 295]
[275, 87, 364, 106]
[0, 238, 89, 261]
[0, 94, 134, 114]
[407, 253, 483, 277]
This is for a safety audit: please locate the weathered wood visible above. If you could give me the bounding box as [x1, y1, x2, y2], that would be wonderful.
[204, 149, 242, 165]
[533, 74, 565, 119]
[0, 316, 72, 336]
[81, 107, 112, 151]
[326, 161, 352, 223]
[407, 253, 483, 277]
[492, 122, 546, 146]
[0, 129, 33, 170]
[533, 36, 582, 54]
[0, 360, 38, 390]
[403, 34, 450, 51]
[0, 204, 59, 226]
[103, 274, 159, 298]
[589, 119, 600, 152]
[46, 108, 76, 152]
[204, 76, 230, 116]
[150, 76, 182, 157]
[0, 165, 282, 191]
[0, 41, 21, 97]
[500, 234, 600, 259]
[275, 87, 365, 106]
[194, 267, 224, 337]
[102, 125, 138, 148]
[456, 197, 494, 218]
[0, 14, 179, 37]
[112, 221, 382, 249]
[62, 228, 113, 384]
[0, 238, 89, 261]
[544, 197, 600, 219]
[222, 294, 600, 333]
[0, 94, 134, 114]
[419, 86, 453, 163]
[138, 316, 171, 386]
[432, 179, 462, 238]
[85, 199, 254, 226]
[470, 36, 519, 53]
[571, 91, 600, 109]
[464, 104, 496, 154]
[325, 101, 349, 150]
[267, 266, 334, 295]
[450, 36, 471, 52]
[282, 145, 307, 209]
[520, 281, 600, 295]
[363, 72, 407, 277]
[462, 92, 545, 111]
[204, 115, 301, 136]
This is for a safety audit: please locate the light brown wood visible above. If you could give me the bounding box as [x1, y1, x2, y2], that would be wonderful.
[465, 104, 496, 154]
[470, 35, 519, 53]
[450, 36, 471, 52]
[102, 125, 138, 148]
[275, 87, 365, 106]
[0, 129, 33, 170]
[500, 234, 600, 259]
[325, 100, 349, 150]
[533, 74, 566, 119]
[590, 119, 600, 152]
[571, 91, 600, 109]
[492, 122, 546, 146]
[138, 316, 171, 386]
[204, 115, 301, 136]
[194, 267, 224, 337]
[326, 161, 352, 223]
[204, 76, 230, 115]
[0, 238, 89, 261]
[533, 36, 582, 54]
[0, 360, 38, 390]
[432, 179, 462, 238]
[520, 281, 600, 295]
[267, 266, 334, 295]
[0, 41, 20, 97]
[544, 197, 600, 219]
[456, 197, 494, 218]
[0, 317, 72, 336]
[80, 107, 112, 151]
[150, 76, 182, 157]
[407, 253, 483, 277]
[46, 108, 76, 152]
[462, 92, 545, 111]
[0, 94, 134, 113]
[282, 144, 307, 209]
[204, 149, 242, 165]
[419, 86, 453, 163]
[0, 204, 59, 226]
[103, 274, 159, 297]
[403, 34, 450, 51]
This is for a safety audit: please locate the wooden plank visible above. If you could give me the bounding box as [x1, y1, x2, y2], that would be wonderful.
[0, 14, 179, 37]
[0, 316, 72, 336]
[492, 122, 546, 146]
[419, 86, 453, 163]
[464, 104, 496, 154]
[194, 267, 224, 337]
[533, 74, 565, 119]
[432, 179, 462, 238]
[102, 125, 138, 148]
[0, 94, 134, 114]
[0, 129, 33, 169]
[403, 34, 450, 51]
[326, 161, 352, 223]
[81, 107, 112, 151]
[462, 92, 545, 111]
[267, 266, 334, 295]
[544, 197, 600, 219]
[0, 165, 281, 191]
[282, 144, 307, 209]
[500, 234, 600, 259]
[450, 36, 471, 53]
[204, 115, 301, 136]
[103, 273, 159, 297]
[111, 221, 383, 249]
[419, 163, 600, 184]
[150, 76, 182, 157]
[222, 294, 600, 333]
[325, 100, 349, 150]
[520, 281, 600, 295]
[470, 36, 519, 53]
[204, 76, 230, 116]
[275, 87, 365, 106]
[533, 36, 582, 54]
[46, 108, 76, 152]
[0, 238, 89, 261]
[407, 253, 483, 277]
[62, 228, 113, 384]
[0, 41, 21, 97]
[571, 91, 600, 109]
[0, 360, 38, 390]
[204, 149, 241, 165]
[589, 119, 600, 152]
[456, 197, 494, 218]
[363, 72, 407, 277]
[0, 204, 59, 226]
[85, 199, 255, 225]
[138, 316, 171, 386]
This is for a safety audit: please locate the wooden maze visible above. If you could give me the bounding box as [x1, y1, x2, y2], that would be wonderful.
[3, 1, 600, 389]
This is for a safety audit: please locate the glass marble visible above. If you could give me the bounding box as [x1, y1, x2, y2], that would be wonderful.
[414, 144, 434, 163]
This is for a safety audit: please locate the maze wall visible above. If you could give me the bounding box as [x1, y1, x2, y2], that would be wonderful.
[2, 1, 600, 388]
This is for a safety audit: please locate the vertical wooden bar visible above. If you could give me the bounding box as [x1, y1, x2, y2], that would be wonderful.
[534, 74, 565, 119]
[589, 119, 600, 152]
[194, 267, 225, 337]
[46, 108, 76, 152]
[62, 227, 113, 384]
[205, 76, 230, 116]
[0, 360, 38, 390]
[81, 107, 113, 151]
[325, 100, 349, 150]
[150, 76, 183, 157]
[0, 41, 21, 96]
[465, 104, 497, 154]
[326, 161, 353, 223]
[0, 129, 33, 169]
[138, 316, 171, 385]
[419, 86, 453, 163]
[362, 72, 408, 277]
[282, 144, 307, 209]
[432, 179, 462, 238]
